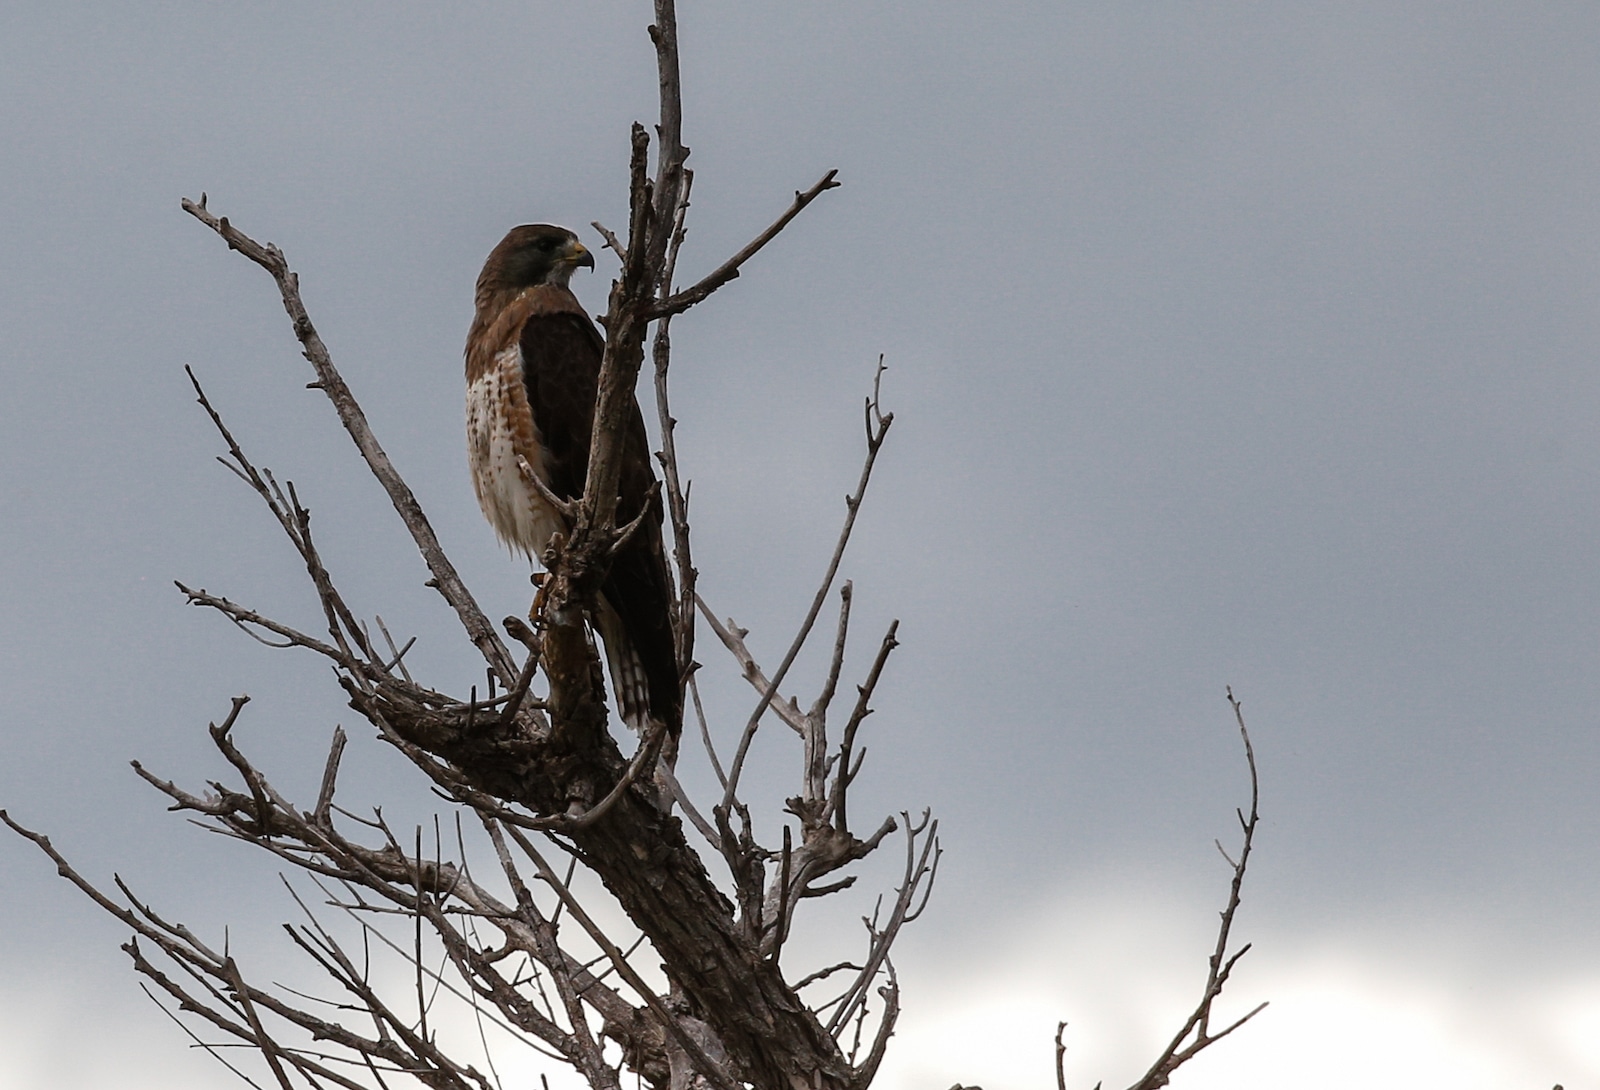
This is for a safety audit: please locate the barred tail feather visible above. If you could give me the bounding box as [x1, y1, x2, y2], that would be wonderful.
[592, 507, 683, 739]
[594, 598, 656, 734]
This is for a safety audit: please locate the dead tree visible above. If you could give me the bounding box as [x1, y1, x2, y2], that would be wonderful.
[2, 5, 1263, 1089]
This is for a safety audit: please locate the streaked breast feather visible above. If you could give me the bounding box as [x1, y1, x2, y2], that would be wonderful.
[465, 345, 565, 558]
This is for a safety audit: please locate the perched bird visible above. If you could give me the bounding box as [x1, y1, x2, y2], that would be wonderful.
[465, 224, 681, 738]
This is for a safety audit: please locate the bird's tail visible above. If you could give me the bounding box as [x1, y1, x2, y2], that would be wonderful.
[594, 596, 680, 738]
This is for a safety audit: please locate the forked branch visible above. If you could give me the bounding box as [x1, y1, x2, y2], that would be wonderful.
[180, 196, 516, 687]
[1080, 690, 1265, 1090]
[8, 6, 941, 1090]
[654, 170, 841, 319]
[722, 358, 894, 811]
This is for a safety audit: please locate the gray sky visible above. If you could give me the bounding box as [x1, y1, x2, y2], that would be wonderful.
[3, 3, 1599, 1086]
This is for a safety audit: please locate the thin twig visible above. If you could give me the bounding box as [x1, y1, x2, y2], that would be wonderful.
[221, 957, 297, 1090]
[654, 171, 842, 318]
[829, 619, 899, 833]
[696, 600, 809, 737]
[502, 825, 741, 1090]
[314, 727, 347, 827]
[656, 762, 720, 846]
[651, 166, 697, 676]
[1120, 689, 1265, 1090]
[688, 673, 727, 788]
[140, 984, 269, 1090]
[722, 363, 893, 810]
[826, 811, 938, 1037]
[1055, 1021, 1069, 1090]
[180, 196, 515, 686]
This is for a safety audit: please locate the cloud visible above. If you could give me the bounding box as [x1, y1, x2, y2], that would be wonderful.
[871, 881, 1594, 1090]
[0, 968, 216, 1090]
[3, 877, 1594, 1089]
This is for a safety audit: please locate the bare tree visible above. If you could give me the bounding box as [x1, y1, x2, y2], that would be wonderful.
[2, 5, 1264, 1089]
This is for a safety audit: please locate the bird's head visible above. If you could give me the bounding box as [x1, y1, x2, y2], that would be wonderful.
[478, 224, 595, 294]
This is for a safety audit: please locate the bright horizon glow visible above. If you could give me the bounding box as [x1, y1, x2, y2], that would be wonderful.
[873, 886, 1595, 1090]
[3, 885, 1593, 1089]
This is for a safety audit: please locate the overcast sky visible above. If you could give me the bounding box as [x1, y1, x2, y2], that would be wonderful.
[3, 3, 1599, 1087]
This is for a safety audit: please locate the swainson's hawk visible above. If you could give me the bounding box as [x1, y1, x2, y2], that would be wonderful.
[465, 224, 681, 739]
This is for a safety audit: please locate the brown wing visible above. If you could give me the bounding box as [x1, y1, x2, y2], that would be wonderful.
[519, 313, 683, 736]
[518, 311, 604, 502]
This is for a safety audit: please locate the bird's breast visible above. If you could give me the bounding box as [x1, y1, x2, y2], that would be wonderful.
[466, 345, 565, 559]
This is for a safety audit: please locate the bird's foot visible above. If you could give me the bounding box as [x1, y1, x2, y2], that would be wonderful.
[529, 571, 550, 627]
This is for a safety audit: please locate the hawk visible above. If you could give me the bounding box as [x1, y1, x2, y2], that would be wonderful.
[465, 224, 681, 739]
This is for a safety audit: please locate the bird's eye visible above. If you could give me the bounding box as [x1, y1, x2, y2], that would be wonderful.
[537, 238, 557, 251]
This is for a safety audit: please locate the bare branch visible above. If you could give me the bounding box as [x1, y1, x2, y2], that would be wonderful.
[651, 164, 697, 686]
[299, 875, 571, 1065]
[656, 762, 720, 848]
[852, 959, 899, 1087]
[517, 455, 578, 524]
[687, 674, 727, 788]
[563, 724, 669, 832]
[590, 221, 626, 260]
[771, 825, 794, 964]
[6, 807, 486, 1090]
[654, 171, 841, 318]
[139, 984, 271, 1090]
[3, 12, 942, 1090]
[826, 812, 939, 1037]
[495, 647, 542, 730]
[722, 364, 893, 810]
[828, 619, 899, 834]
[180, 196, 516, 687]
[374, 616, 416, 684]
[1055, 1022, 1068, 1090]
[1119, 689, 1265, 1090]
[695, 600, 808, 737]
[186, 367, 373, 668]
[221, 957, 298, 1090]
[810, 582, 854, 741]
[177, 583, 349, 664]
[502, 825, 742, 1090]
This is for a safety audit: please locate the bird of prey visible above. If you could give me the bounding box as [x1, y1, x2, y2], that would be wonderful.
[465, 224, 681, 739]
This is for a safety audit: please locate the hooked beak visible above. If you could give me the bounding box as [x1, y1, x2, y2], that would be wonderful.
[566, 241, 595, 272]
